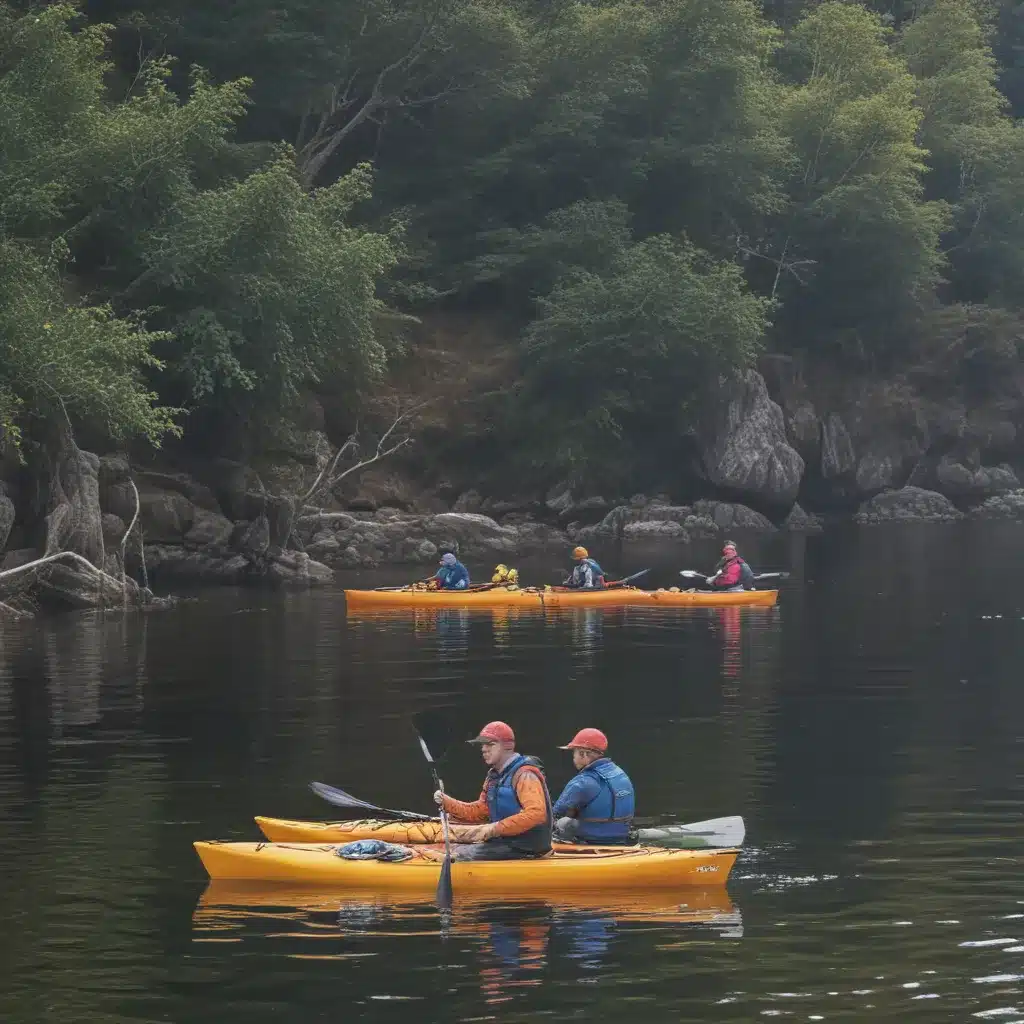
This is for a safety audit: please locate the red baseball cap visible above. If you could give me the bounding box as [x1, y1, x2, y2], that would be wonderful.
[468, 721, 515, 744]
[559, 727, 608, 753]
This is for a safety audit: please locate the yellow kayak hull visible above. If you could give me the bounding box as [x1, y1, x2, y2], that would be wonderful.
[344, 587, 778, 610]
[194, 841, 738, 891]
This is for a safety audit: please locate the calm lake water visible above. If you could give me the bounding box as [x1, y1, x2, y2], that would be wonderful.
[1, 524, 1023, 1023]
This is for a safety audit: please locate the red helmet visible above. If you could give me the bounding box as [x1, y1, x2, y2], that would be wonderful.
[559, 727, 608, 753]
[468, 721, 515, 744]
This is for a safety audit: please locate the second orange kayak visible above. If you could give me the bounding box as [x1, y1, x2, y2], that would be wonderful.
[344, 587, 778, 610]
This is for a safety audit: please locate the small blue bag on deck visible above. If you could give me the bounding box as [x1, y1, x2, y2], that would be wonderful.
[336, 839, 413, 862]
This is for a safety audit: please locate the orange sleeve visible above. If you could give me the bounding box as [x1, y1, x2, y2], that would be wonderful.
[441, 784, 490, 824]
[491, 770, 548, 838]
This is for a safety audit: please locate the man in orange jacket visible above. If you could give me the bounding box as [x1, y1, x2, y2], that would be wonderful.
[433, 721, 553, 861]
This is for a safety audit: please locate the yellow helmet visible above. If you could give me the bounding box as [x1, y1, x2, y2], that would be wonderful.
[573, 546, 588, 559]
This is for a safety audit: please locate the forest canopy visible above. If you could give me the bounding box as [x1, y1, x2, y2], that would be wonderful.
[2, 0, 1023, 486]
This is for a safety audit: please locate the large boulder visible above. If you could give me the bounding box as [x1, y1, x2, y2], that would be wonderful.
[691, 500, 777, 532]
[854, 486, 963, 524]
[266, 550, 334, 587]
[184, 510, 234, 549]
[137, 488, 196, 543]
[695, 370, 805, 506]
[421, 512, 519, 555]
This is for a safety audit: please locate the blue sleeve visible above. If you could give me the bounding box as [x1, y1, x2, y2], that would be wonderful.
[553, 774, 602, 819]
[455, 563, 470, 587]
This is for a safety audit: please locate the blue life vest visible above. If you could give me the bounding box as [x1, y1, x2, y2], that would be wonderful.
[571, 558, 605, 589]
[576, 758, 635, 843]
[436, 560, 470, 589]
[484, 753, 553, 854]
[738, 559, 755, 588]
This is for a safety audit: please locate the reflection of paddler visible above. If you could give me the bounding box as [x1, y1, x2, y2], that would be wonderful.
[554, 910, 615, 970]
[473, 910, 550, 1005]
[715, 606, 742, 679]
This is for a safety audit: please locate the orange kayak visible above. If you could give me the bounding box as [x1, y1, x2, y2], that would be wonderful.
[344, 586, 778, 610]
[193, 841, 738, 891]
[254, 815, 744, 849]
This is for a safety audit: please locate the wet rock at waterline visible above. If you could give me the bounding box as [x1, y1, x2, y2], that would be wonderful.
[970, 490, 1024, 519]
[854, 487, 963, 524]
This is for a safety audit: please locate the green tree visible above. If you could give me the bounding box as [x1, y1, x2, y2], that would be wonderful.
[0, 5, 179, 452]
[768, 1, 947, 357]
[0, 4, 403, 455]
[515, 234, 771, 486]
[901, 0, 1024, 305]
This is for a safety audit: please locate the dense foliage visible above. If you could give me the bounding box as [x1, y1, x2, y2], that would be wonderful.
[4, 0, 1024, 485]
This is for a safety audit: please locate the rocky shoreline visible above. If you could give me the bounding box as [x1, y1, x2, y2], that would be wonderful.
[5, 359, 1024, 617]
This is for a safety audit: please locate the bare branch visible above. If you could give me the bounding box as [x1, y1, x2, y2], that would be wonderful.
[0, 550, 128, 590]
[297, 2, 458, 186]
[119, 478, 142, 605]
[298, 400, 430, 504]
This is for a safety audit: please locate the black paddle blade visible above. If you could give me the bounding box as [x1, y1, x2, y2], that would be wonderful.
[308, 781, 432, 821]
[412, 709, 454, 763]
[436, 854, 453, 911]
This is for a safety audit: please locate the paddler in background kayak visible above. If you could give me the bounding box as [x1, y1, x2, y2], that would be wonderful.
[431, 551, 470, 590]
[432, 721, 553, 860]
[564, 546, 605, 589]
[706, 540, 755, 592]
[551, 728, 635, 845]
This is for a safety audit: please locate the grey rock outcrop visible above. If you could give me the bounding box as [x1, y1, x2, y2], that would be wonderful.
[970, 490, 1024, 519]
[696, 370, 805, 506]
[854, 486, 963, 524]
[691, 499, 777, 532]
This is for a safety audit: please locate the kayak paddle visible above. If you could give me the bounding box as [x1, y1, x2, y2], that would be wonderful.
[606, 568, 651, 589]
[679, 569, 790, 582]
[416, 734, 453, 911]
[555, 568, 651, 589]
[309, 781, 433, 820]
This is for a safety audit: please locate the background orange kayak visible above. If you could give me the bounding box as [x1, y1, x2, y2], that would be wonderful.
[344, 587, 778, 609]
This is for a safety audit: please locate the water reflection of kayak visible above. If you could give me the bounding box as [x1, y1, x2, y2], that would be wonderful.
[193, 840, 739, 890]
[193, 881, 742, 932]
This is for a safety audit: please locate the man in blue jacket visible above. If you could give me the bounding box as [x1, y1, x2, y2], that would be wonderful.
[433, 551, 470, 590]
[551, 728, 635, 845]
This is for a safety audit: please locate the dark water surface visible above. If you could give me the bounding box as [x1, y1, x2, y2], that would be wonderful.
[2, 525, 1024, 1022]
